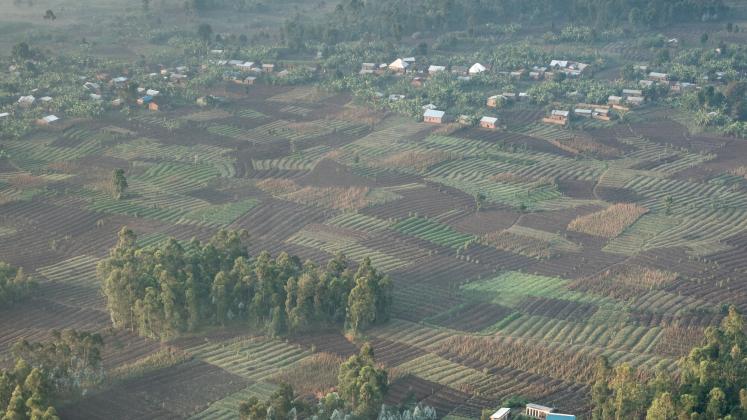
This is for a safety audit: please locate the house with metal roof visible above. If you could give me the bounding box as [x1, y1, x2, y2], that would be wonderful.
[489, 408, 510, 420]
[423, 109, 446, 124]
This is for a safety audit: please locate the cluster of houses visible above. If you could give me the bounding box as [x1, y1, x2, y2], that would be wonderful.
[218, 57, 316, 85]
[420, 104, 501, 130]
[489, 403, 575, 420]
[363, 57, 590, 82]
[10, 92, 59, 126]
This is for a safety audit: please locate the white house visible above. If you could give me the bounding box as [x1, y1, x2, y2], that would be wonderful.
[388, 59, 409, 72]
[490, 408, 510, 420]
[469, 63, 487, 75]
[146, 89, 160, 96]
[0, 112, 9, 119]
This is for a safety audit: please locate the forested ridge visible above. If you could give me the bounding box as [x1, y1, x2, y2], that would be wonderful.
[281, 0, 728, 46]
[97, 228, 392, 339]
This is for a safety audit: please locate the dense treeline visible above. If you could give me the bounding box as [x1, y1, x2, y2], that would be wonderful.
[591, 306, 747, 419]
[283, 0, 727, 48]
[0, 330, 104, 420]
[97, 228, 392, 339]
[0, 262, 35, 309]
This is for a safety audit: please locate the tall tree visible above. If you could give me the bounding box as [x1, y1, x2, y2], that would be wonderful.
[111, 169, 127, 200]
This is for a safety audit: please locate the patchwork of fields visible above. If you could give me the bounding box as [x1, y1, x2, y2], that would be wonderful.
[3, 84, 747, 418]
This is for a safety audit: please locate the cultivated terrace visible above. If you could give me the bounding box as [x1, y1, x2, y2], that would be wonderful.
[1, 0, 747, 419]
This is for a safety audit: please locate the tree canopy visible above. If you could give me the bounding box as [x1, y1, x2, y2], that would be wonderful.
[592, 306, 747, 419]
[97, 228, 392, 339]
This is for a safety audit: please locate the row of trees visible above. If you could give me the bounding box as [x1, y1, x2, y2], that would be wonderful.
[0, 330, 105, 420]
[0, 262, 35, 309]
[239, 344, 430, 420]
[98, 228, 393, 339]
[591, 306, 747, 419]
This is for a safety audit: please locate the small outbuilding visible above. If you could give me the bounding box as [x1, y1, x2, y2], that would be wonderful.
[469, 62, 487, 75]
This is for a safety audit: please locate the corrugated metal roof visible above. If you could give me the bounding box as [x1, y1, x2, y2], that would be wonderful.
[424, 109, 445, 118]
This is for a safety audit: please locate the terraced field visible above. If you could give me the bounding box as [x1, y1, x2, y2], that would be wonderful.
[3, 83, 747, 419]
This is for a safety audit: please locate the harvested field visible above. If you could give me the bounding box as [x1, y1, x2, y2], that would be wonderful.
[568, 203, 648, 238]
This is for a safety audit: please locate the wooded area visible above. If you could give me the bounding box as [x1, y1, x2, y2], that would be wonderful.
[97, 228, 393, 339]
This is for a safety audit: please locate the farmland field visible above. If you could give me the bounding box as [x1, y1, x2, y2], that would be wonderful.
[2, 82, 746, 417]
[3, 1, 747, 417]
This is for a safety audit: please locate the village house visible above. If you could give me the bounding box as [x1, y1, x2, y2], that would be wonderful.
[360, 63, 378, 75]
[543, 110, 569, 126]
[525, 403, 554, 419]
[111, 75, 128, 83]
[519, 92, 530, 101]
[137, 95, 153, 105]
[411, 77, 424, 87]
[627, 95, 645, 107]
[530, 66, 547, 80]
[593, 107, 611, 121]
[487, 95, 501, 108]
[451, 65, 468, 76]
[549, 60, 589, 77]
[90, 93, 102, 101]
[510, 69, 525, 79]
[489, 408, 510, 420]
[17, 95, 35, 108]
[428, 65, 446, 74]
[422, 103, 437, 110]
[648, 72, 669, 83]
[479, 116, 498, 129]
[622, 89, 643, 97]
[40, 96, 52, 104]
[639, 79, 655, 88]
[671, 82, 696, 94]
[170, 73, 188, 84]
[83, 81, 100, 92]
[388, 94, 405, 101]
[237, 62, 255, 72]
[574, 108, 592, 118]
[388, 58, 409, 73]
[261, 63, 275, 73]
[468, 62, 487, 75]
[501, 92, 517, 101]
[148, 102, 159, 112]
[0, 112, 10, 119]
[146, 89, 160, 97]
[423, 109, 446, 124]
[111, 98, 123, 107]
[36, 115, 59, 126]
